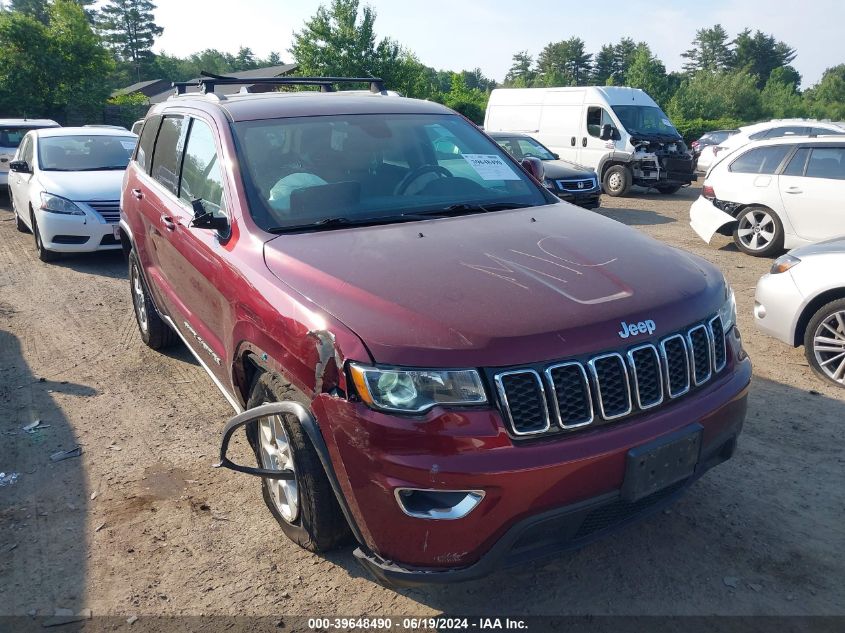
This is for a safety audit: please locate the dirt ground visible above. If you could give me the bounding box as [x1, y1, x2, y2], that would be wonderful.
[1, 184, 844, 624]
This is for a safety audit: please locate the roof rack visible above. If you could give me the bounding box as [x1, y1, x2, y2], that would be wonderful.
[172, 72, 387, 96]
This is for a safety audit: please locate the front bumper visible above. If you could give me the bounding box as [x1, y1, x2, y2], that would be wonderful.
[689, 196, 736, 244]
[35, 207, 121, 253]
[312, 330, 751, 585]
[556, 191, 601, 209]
[754, 271, 804, 345]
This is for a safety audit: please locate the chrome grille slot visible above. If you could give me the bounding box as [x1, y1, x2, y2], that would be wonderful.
[627, 344, 663, 409]
[87, 200, 121, 223]
[709, 316, 727, 371]
[661, 335, 691, 398]
[494, 370, 549, 436]
[687, 324, 712, 385]
[588, 353, 632, 420]
[545, 362, 593, 429]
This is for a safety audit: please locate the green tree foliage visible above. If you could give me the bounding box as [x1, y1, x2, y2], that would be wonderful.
[732, 28, 797, 88]
[625, 44, 670, 107]
[592, 44, 615, 85]
[668, 70, 761, 121]
[613, 37, 638, 82]
[682, 24, 733, 72]
[98, 0, 162, 80]
[441, 72, 488, 123]
[0, 1, 113, 119]
[504, 50, 535, 87]
[7, 0, 49, 23]
[804, 65, 845, 119]
[760, 70, 807, 118]
[536, 37, 592, 86]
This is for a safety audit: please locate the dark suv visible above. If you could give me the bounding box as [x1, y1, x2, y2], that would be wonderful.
[121, 76, 751, 586]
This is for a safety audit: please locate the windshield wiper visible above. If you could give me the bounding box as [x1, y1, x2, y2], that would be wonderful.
[266, 212, 434, 234]
[419, 202, 533, 217]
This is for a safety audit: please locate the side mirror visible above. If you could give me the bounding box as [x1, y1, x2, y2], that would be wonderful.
[190, 199, 229, 232]
[9, 160, 30, 173]
[599, 124, 615, 141]
[552, 152, 560, 160]
[520, 156, 545, 182]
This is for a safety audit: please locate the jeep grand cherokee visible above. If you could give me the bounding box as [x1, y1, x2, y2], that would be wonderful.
[120, 75, 751, 586]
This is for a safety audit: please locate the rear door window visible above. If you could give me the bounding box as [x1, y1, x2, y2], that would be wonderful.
[179, 118, 226, 217]
[729, 146, 791, 174]
[150, 115, 187, 195]
[782, 148, 810, 176]
[805, 147, 845, 180]
[135, 115, 161, 173]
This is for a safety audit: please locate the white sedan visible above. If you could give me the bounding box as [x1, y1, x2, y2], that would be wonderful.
[690, 136, 845, 257]
[8, 127, 137, 262]
[755, 239, 845, 387]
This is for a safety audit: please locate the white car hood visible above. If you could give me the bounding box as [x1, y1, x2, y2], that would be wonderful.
[38, 169, 125, 202]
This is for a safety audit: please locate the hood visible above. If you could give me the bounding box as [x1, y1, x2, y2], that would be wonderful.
[264, 203, 725, 367]
[542, 160, 595, 179]
[38, 169, 125, 201]
[789, 237, 845, 258]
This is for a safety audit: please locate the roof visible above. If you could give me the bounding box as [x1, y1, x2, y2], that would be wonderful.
[0, 118, 59, 127]
[34, 126, 137, 138]
[149, 63, 298, 104]
[739, 119, 844, 134]
[155, 90, 453, 122]
[743, 134, 845, 148]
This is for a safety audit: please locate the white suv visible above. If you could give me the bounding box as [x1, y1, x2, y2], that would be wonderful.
[690, 136, 845, 257]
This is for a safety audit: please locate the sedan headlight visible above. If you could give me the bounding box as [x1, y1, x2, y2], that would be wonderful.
[41, 192, 85, 215]
[719, 285, 737, 331]
[771, 254, 801, 274]
[349, 364, 487, 413]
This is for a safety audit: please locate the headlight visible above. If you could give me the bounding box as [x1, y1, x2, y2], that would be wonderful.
[543, 178, 555, 188]
[771, 254, 801, 274]
[719, 285, 737, 331]
[349, 364, 487, 413]
[40, 192, 85, 215]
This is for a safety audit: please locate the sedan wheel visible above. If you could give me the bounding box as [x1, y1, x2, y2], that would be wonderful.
[257, 414, 300, 522]
[807, 304, 845, 387]
[733, 207, 784, 257]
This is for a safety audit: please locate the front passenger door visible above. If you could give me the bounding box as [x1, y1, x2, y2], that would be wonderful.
[778, 145, 845, 243]
[9, 135, 34, 218]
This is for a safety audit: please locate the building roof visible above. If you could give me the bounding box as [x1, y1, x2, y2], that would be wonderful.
[148, 63, 298, 104]
[111, 79, 171, 98]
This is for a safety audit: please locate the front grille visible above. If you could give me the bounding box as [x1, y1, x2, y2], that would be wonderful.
[494, 316, 728, 438]
[557, 177, 597, 192]
[86, 200, 121, 223]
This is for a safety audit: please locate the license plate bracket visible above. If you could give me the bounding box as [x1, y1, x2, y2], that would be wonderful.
[112, 225, 120, 240]
[621, 423, 702, 502]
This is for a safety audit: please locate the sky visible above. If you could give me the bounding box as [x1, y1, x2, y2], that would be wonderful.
[152, 0, 845, 88]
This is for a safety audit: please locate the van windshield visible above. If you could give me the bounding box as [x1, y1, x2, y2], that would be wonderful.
[611, 106, 679, 138]
[233, 113, 552, 232]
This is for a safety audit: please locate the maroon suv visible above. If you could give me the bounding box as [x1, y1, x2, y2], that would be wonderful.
[120, 76, 751, 586]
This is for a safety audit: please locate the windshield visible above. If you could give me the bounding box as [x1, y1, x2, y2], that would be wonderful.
[233, 113, 551, 232]
[38, 135, 137, 171]
[611, 106, 679, 138]
[495, 136, 556, 161]
[0, 127, 40, 149]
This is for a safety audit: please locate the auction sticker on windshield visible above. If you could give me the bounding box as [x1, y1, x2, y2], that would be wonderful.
[462, 154, 521, 180]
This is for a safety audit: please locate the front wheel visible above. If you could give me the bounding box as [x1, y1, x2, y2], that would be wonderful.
[247, 371, 349, 552]
[31, 213, 57, 262]
[732, 206, 784, 257]
[602, 165, 632, 197]
[804, 298, 845, 388]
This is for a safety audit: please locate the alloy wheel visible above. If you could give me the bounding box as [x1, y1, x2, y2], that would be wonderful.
[813, 310, 845, 385]
[258, 414, 300, 522]
[736, 209, 777, 252]
[131, 264, 149, 333]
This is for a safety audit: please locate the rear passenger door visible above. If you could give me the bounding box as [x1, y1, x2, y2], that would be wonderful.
[778, 145, 845, 242]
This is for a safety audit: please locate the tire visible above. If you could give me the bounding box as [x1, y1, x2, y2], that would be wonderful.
[246, 371, 350, 552]
[602, 164, 632, 197]
[732, 206, 784, 257]
[31, 212, 57, 262]
[128, 250, 177, 350]
[803, 298, 845, 388]
[656, 184, 681, 194]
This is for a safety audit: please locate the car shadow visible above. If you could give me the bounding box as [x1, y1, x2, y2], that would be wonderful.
[316, 376, 845, 615]
[597, 206, 676, 226]
[49, 250, 127, 280]
[0, 329, 91, 619]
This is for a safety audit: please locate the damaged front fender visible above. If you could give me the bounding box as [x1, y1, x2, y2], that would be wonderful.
[689, 196, 737, 244]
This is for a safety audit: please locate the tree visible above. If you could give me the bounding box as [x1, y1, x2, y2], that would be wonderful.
[234, 46, 257, 71]
[625, 44, 670, 106]
[504, 50, 535, 87]
[760, 71, 807, 118]
[668, 70, 761, 121]
[266, 51, 282, 66]
[613, 37, 638, 82]
[7, 0, 49, 23]
[682, 24, 733, 73]
[442, 72, 488, 123]
[732, 28, 797, 88]
[536, 37, 592, 86]
[805, 65, 845, 120]
[592, 44, 615, 85]
[98, 0, 163, 81]
[290, 0, 405, 85]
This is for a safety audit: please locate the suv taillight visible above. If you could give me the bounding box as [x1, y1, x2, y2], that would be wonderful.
[702, 182, 716, 200]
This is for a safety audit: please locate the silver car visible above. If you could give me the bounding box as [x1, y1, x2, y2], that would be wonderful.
[0, 118, 60, 188]
[754, 238, 845, 386]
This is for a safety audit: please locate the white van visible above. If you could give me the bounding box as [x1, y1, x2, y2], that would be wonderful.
[484, 87, 695, 196]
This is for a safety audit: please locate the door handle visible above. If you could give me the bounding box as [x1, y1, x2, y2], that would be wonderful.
[570, 137, 576, 146]
[160, 214, 176, 231]
[582, 137, 587, 147]
[784, 187, 802, 194]
[131, 188, 144, 200]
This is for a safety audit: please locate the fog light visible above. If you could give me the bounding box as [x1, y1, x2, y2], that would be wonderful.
[394, 488, 485, 520]
[754, 302, 766, 319]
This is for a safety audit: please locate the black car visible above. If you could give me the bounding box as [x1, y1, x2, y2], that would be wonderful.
[489, 132, 601, 209]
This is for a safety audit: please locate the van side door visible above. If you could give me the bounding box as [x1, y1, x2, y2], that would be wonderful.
[579, 105, 617, 170]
